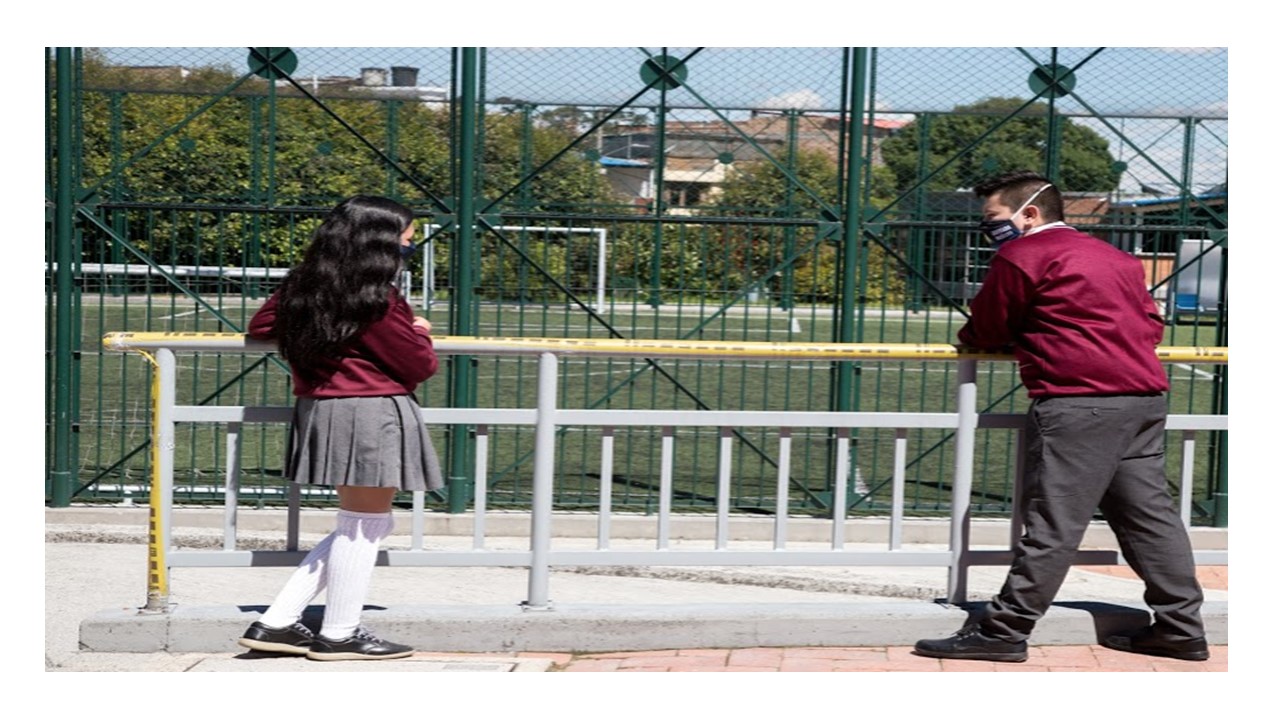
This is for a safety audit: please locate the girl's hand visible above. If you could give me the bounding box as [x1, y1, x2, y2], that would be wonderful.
[413, 316, 432, 333]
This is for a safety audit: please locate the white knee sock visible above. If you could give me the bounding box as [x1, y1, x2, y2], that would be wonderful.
[319, 509, 394, 640]
[258, 531, 337, 629]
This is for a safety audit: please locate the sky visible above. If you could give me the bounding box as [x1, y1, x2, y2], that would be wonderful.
[94, 46, 1226, 194]
[98, 46, 1225, 117]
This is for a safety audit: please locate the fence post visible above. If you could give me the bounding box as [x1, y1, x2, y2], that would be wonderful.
[49, 47, 76, 508]
[831, 47, 870, 507]
[447, 47, 481, 513]
[947, 358, 978, 603]
[523, 351, 558, 610]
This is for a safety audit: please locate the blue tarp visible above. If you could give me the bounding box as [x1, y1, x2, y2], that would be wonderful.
[598, 156, 650, 168]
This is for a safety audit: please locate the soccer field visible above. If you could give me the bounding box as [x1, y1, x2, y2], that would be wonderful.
[65, 294, 1225, 520]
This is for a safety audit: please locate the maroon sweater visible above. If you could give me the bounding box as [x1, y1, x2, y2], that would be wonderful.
[958, 225, 1169, 398]
[249, 287, 439, 398]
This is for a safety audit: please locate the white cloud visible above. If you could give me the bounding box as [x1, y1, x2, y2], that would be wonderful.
[1143, 101, 1228, 117]
[760, 89, 824, 110]
[873, 99, 917, 122]
[1154, 47, 1226, 55]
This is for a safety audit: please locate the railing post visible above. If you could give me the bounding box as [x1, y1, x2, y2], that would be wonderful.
[523, 351, 558, 610]
[144, 347, 177, 612]
[658, 426, 674, 549]
[1010, 421, 1028, 548]
[223, 423, 241, 551]
[472, 424, 490, 550]
[1180, 431, 1197, 529]
[947, 358, 979, 603]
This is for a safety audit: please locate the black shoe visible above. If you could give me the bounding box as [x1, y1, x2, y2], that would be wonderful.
[1102, 626, 1210, 661]
[238, 620, 314, 655]
[306, 627, 414, 661]
[914, 624, 1028, 662]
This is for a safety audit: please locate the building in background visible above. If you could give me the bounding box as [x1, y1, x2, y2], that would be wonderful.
[599, 114, 906, 213]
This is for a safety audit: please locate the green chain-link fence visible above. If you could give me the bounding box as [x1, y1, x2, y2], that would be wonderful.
[46, 47, 1227, 525]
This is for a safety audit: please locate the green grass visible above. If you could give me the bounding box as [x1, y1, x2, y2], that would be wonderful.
[62, 293, 1226, 523]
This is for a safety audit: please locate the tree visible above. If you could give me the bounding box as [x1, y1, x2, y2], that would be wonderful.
[72, 53, 619, 268]
[880, 97, 1121, 194]
[712, 149, 903, 304]
[479, 109, 618, 213]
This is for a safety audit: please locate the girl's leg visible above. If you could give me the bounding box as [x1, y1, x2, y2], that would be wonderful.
[256, 532, 337, 629]
[317, 486, 396, 640]
[240, 490, 372, 654]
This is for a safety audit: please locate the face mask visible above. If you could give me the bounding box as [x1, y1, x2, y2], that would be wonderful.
[978, 183, 1052, 247]
[400, 242, 419, 259]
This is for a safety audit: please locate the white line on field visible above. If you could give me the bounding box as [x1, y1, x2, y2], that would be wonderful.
[1173, 363, 1217, 381]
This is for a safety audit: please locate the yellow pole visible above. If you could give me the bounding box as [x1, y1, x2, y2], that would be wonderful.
[136, 350, 169, 611]
[103, 332, 1229, 365]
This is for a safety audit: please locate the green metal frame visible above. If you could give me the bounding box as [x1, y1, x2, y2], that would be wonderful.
[46, 47, 1227, 527]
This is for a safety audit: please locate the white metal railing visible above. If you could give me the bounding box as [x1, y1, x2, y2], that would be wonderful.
[60, 262, 291, 280]
[100, 332, 1229, 612]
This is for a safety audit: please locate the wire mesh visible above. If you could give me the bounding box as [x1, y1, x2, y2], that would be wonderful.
[49, 47, 1227, 524]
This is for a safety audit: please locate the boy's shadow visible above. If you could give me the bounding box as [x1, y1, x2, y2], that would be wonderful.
[912, 600, 1151, 657]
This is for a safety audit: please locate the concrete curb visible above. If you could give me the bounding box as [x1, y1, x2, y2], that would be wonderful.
[80, 601, 1228, 654]
[51, 506, 1228, 658]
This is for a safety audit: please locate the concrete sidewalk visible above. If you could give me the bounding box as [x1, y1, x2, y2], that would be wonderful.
[46, 507, 1228, 672]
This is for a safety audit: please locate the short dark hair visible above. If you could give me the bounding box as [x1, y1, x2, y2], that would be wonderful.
[973, 170, 1063, 223]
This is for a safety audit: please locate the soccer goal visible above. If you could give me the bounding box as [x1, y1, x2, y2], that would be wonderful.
[418, 224, 608, 310]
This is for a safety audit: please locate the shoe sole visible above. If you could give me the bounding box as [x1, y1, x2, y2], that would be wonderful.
[914, 648, 1027, 663]
[1101, 639, 1209, 662]
[306, 650, 415, 661]
[238, 638, 310, 656]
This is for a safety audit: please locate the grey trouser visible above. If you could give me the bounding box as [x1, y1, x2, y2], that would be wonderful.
[980, 394, 1206, 642]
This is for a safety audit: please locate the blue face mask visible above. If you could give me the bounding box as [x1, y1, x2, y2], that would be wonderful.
[400, 242, 419, 259]
[977, 218, 1023, 247]
[978, 183, 1052, 248]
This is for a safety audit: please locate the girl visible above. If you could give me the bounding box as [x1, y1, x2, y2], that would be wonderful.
[237, 195, 442, 661]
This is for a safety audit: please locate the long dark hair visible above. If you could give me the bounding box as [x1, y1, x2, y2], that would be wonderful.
[273, 195, 413, 378]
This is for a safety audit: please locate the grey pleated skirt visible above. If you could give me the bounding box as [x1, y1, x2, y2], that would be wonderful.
[285, 395, 444, 492]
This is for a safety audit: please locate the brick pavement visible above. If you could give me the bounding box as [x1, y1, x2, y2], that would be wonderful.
[529, 644, 1227, 672]
[518, 565, 1229, 672]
